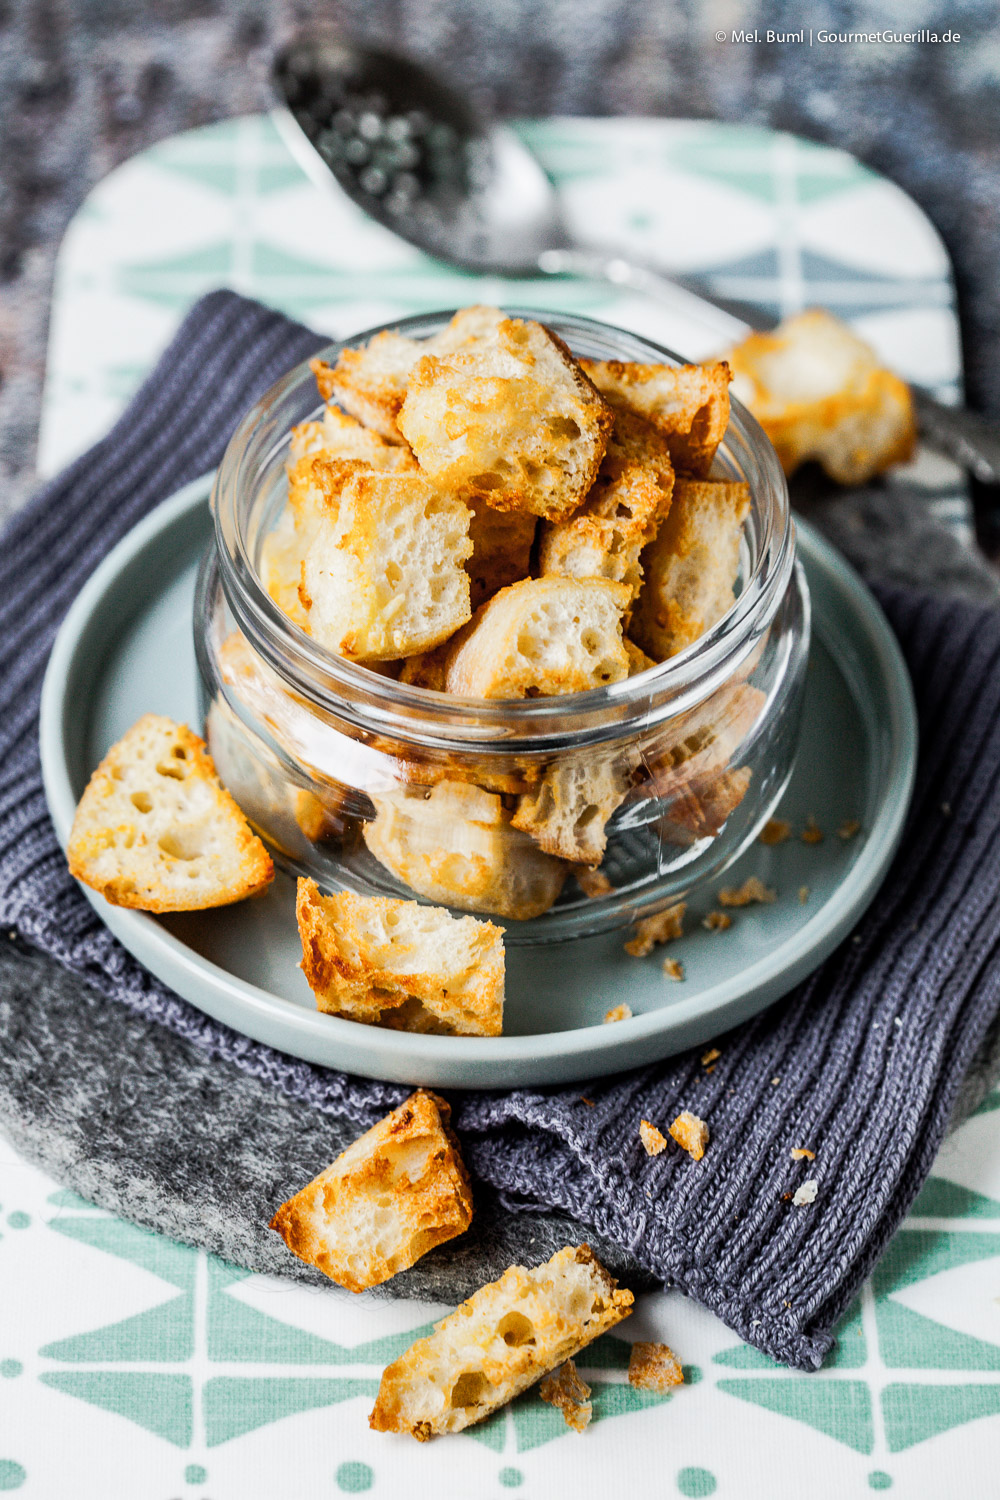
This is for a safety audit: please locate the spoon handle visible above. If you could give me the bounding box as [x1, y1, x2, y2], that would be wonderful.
[536, 246, 1000, 490]
[536, 247, 764, 340]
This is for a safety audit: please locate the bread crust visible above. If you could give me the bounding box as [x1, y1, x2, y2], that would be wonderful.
[369, 1244, 633, 1438]
[67, 714, 273, 912]
[270, 1090, 473, 1292]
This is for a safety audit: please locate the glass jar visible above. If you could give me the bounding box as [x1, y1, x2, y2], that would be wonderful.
[195, 309, 809, 944]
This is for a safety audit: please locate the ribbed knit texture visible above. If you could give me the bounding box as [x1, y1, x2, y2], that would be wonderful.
[3, 290, 1000, 1370]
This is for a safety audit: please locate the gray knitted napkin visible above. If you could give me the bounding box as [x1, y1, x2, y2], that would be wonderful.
[3, 290, 1000, 1372]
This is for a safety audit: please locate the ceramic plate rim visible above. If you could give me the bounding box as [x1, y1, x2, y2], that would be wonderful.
[40, 473, 918, 1084]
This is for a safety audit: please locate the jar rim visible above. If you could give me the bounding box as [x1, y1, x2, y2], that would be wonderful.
[212, 307, 794, 750]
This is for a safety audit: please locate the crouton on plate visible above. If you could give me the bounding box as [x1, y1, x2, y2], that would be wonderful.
[296, 880, 505, 1036]
[67, 714, 273, 912]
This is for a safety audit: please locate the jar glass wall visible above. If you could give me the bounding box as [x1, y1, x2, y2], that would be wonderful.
[196, 310, 810, 943]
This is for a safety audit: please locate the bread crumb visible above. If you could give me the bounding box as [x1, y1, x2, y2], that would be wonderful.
[639, 1120, 668, 1156]
[837, 819, 861, 840]
[539, 1358, 592, 1433]
[662, 957, 685, 981]
[771, 1076, 781, 1086]
[801, 815, 824, 845]
[604, 1003, 633, 1024]
[702, 911, 732, 932]
[625, 902, 686, 957]
[580, 1096, 595, 1108]
[790, 1147, 815, 1160]
[798, 885, 810, 904]
[577, 867, 613, 898]
[669, 1111, 709, 1161]
[792, 1179, 818, 1206]
[701, 1047, 720, 1066]
[717, 876, 776, 908]
[759, 818, 792, 845]
[628, 1341, 684, 1392]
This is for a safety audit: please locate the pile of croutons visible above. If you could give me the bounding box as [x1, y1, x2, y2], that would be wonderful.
[248, 306, 759, 915]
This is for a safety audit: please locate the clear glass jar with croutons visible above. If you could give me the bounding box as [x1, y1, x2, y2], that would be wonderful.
[195, 309, 809, 944]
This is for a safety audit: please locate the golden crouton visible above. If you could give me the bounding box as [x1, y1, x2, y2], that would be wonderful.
[538, 407, 675, 604]
[539, 1359, 592, 1433]
[669, 1111, 710, 1160]
[445, 577, 631, 700]
[625, 638, 657, 675]
[580, 359, 731, 476]
[398, 640, 454, 692]
[270, 1090, 472, 1293]
[369, 1244, 633, 1439]
[399, 316, 614, 522]
[466, 501, 538, 611]
[628, 1342, 684, 1392]
[723, 308, 917, 484]
[67, 714, 273, 912]
[630, 479, 750, 661]
[511, 748, 633, 866]
[639, 1120, 668, 1156]
[300, 469, 473, 661]
[296, 880, 505, 1036]
[314, 336, 421, 442]
[363, 779, 567, 920]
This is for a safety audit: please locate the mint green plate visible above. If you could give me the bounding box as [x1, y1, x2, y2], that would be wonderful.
[40, 473, 917, 1087]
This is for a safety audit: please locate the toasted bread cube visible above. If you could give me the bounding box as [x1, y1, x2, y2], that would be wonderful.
[270, 1090, 472, 1292]
[511, 750, 633, 865]
[399, 316, 614, 522]
[288, 419, 326, 460]
[363, 780, 567, 921]
[539, 408, 674, 605]
[300, 469, 472, 660]
[320, 404, 419, 469]
[445, 577, 631, 700]
[260, 502, 311, 628]
[625, 638, 657, 675]
[631, 479, 750, 660]
[316, 308, 507, 443]
[628, 1342, 684, 1392]
[467, 501, 537, 611]
[539, 1359, 592, 1433]
[669, 1111, 709, 1161]
[369, 1244, 633, 1439]
[399, 640, 454, 692]
[296, 880, 505, 1036]
[67, 714, 273, 912]
[723, 308, 917, 483]
[660, 765, 753, 843]
[580, 360, 731, 476]
[314, 336, 420, 441]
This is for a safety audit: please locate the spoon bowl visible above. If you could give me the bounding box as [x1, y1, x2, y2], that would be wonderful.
[272, 37, 565, 273]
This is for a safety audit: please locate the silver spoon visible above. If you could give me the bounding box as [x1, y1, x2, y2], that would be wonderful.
[271, 37, 1000, 487]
